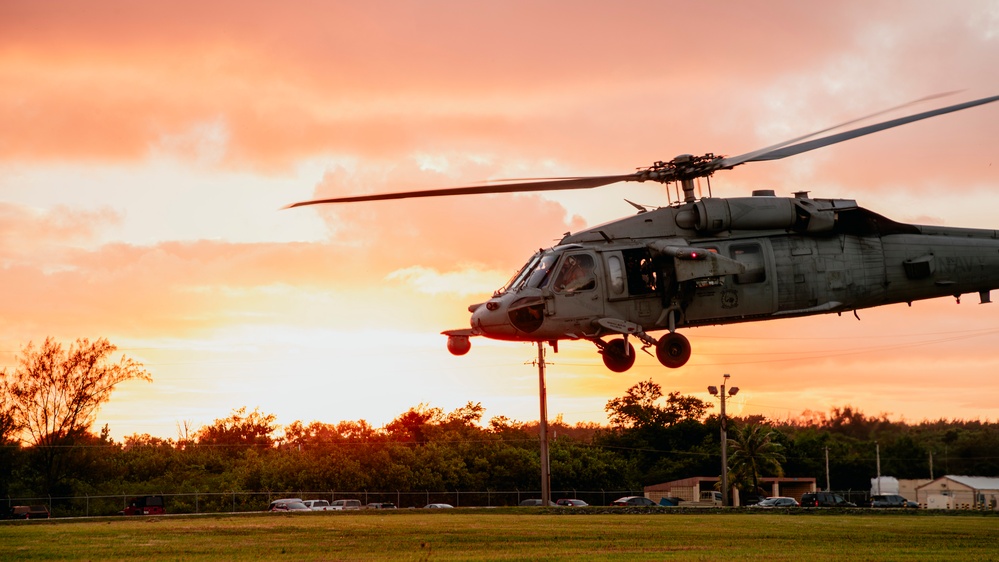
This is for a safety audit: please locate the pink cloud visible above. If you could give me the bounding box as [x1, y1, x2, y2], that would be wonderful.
[0, 203, 121, 255]
[306, 161, 586, 269]
[3, 1, 999, 437]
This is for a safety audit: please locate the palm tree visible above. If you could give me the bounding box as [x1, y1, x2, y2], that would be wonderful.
[727, 423, 786, 500]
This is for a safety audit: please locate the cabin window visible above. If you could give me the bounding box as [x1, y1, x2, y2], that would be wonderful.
[730, 243, 766, 284]
[607, 255, 625, 295]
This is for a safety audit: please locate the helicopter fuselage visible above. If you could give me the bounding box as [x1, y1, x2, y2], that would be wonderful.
[446, 192, 999, 370]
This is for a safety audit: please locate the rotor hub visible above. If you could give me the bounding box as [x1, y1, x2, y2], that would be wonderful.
[638, 153, 723, 183]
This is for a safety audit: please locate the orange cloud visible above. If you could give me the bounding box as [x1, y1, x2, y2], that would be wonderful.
[12, 1, 995, 175]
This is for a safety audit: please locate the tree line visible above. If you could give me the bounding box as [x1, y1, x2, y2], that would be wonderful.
[3, 338, 999, 513]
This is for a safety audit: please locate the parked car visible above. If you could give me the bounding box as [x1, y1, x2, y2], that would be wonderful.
[754, 497, 799, 508]
[612, 496, 656, 507]
[519, 499, 556, 506]
[302, 499, 332, 511]
[329, 499, 362, 511]
[366, 502, 397, 509]
[870, 494, 918, 508]
[120, 495, 165, 516]
[7, 505, 50, 519]
[423, 503, 453, 509]
[268, 498, 310, 512]
[800, 492, 856, 507]
[555, 498, 588, 507]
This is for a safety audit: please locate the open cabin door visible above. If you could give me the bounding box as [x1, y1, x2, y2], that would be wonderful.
[601, 247, 668, 326]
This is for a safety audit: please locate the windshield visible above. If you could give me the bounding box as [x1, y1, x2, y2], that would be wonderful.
[499, 253, 541, 294]
[525, 253, 558, 288]
[498, 251, 558, 293]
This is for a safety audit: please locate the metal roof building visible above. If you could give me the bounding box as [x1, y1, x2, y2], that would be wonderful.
[915, 475, 999, 510]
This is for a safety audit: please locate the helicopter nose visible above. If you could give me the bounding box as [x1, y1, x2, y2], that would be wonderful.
[470, 294, 548, 338]
[470, 298, 519, 337]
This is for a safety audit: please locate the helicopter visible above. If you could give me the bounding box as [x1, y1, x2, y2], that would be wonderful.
[288, 93, 999, 373]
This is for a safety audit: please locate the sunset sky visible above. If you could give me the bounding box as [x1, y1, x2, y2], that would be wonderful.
[3, 1, 999, 441]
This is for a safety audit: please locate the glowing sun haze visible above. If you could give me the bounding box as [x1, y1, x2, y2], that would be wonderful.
[3, 0, 999, 440]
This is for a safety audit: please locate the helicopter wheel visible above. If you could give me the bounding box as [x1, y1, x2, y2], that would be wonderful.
[656, 332, 691, 369]
[601, 339, 636, 373]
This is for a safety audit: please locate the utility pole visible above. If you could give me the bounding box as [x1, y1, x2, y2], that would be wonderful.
[875, 441, 881, 495]
[929, 451, 934, 480]
[708, 374, 739, 506]
[535, 342, 551, 506]
[824, 446, 831, 491]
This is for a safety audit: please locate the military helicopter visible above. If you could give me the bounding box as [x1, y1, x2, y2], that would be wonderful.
[289, 93, 999, 372]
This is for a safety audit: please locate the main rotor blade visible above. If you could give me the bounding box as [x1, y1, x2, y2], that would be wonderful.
[731, 93, 999, 164]
[285, 174, 638, 208]
[720, 91, 962, 169]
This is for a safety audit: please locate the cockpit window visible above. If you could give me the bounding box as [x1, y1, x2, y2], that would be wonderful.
[553, 253, 596, 293]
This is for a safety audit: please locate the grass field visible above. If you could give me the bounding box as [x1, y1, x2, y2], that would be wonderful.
[2, 508, 998, 561]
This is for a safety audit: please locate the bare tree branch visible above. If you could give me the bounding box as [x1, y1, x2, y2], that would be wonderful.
[1, 337, 152, 446]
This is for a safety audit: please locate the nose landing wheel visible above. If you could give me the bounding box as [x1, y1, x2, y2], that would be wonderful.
[656, 332, 691, 368]
[600, 338, 636, 373]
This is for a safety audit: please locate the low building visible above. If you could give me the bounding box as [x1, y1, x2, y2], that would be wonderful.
[645, 477, 721, 504]
[916, 475, 999, 510]
[897, 478, 932, 504]
[644, 476, 816, 507]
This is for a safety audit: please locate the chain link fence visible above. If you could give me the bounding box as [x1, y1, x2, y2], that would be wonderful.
[4, 489, 645, 517]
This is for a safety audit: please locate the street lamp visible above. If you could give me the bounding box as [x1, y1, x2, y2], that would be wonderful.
[708, 374, 739, 506]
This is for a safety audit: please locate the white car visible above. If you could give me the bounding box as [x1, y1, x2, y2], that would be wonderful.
[302, 499, 332, 511]
[754, 497, 799, 508]
[423, 503, 454, 509]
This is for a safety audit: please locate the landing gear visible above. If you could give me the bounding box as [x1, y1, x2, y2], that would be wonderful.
[590, 316, 691, 371]
[600, 338, 636, 373]
[656, 332, 691, 368]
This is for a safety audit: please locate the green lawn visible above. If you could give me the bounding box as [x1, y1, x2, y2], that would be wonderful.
[2, 509, 997, 561]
